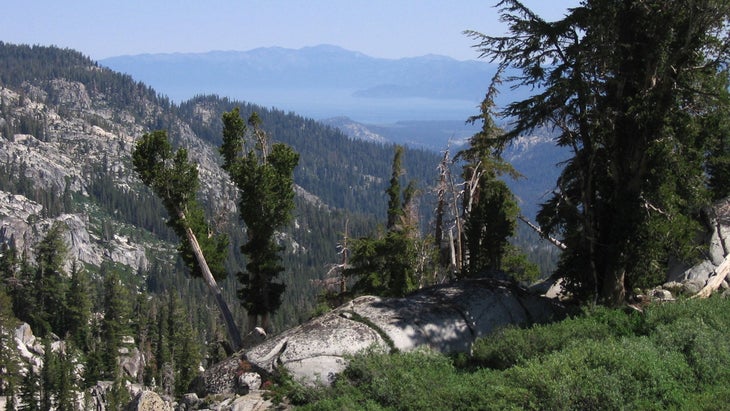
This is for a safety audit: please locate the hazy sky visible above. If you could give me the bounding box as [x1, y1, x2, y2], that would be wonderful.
[3, 1, 578, 61]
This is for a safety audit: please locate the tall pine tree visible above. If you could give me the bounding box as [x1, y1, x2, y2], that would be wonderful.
[132, 129, 242, 349]
[467, 0, 730, 305]
[346, 146, 421, 297]
[220, 108, 299, 332]
[32, 222, 69, 337]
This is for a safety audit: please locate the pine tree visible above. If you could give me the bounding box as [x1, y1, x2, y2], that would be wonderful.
[132, 292, 152, 385]
[166, 292, 201, 396]
[456, 73, 520, 278]
[64, 262, 92, 351]
[132, 129, 242, 349]
[0, 287, 19, 405]
[5, 378, 18, 411]
[0, 241, 18, 281]
[386, 146, 405, 230]
[18, 368, 41, 411]
[346, 146, 421, 297]
[220, 108, 299, 331]
[53, 347, 76, 411]
[466, 0, 730, 305]
[40, 339, 54, 410]
[32, 222, 69, 336]
[100, 268, 130, 380]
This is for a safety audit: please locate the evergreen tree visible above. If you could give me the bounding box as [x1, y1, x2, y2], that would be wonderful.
[5, 378, 18, 411]
[386, 146, 405, 230]
[82, 321, 103, 388]
[0, 241, 18, 281]
[37, 339, 76, 411]
[467, 0, 730, 305]
[100, 268, 130, 379]
[40, 340, 54, 411]
[32, 222, 69, 336]
[18, 368, 41, 411]
[55, 346, 77, 411]
[167, 292, 201, 396]
[220, 108, 299, 331]
[132, 129, 242, 349]
[456, 74, 520, 277]
[11, 253, 36, 324]
[0, 287, 19, 404]
[346, 146, 421, 297]
[65, 261, 92, 351]
[155, 299, 170, 388]
[132, 292, 153, 385]
[706, 105, 730, 200]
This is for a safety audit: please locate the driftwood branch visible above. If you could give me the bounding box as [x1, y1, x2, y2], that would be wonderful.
[518, 215, 567, 251]
[692, 255, 730, 299]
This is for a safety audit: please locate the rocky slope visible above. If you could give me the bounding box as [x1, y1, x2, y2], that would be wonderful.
[0, 78, 232, 273]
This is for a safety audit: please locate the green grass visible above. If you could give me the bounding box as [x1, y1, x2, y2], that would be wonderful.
[278, 296, 730, 410]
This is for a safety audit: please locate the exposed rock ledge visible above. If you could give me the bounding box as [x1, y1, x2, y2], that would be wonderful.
[195, 279, 567, 391]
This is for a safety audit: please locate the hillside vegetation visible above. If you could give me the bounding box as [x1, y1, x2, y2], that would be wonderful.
[287, 296, 730, 410]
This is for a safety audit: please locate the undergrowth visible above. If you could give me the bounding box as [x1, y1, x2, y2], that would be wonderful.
[277, 296, 730, 410]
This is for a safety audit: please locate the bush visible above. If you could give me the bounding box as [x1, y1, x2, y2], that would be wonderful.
[470, 305, 644, 369]
[291, 297, 730, 410]
[503, 337, 692, 410]
[298, 349, 533, 410]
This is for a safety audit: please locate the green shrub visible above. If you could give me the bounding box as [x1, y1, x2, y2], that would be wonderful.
[299, 349, 534, 410]
[292, 297, 730, 410]
[504, 337, 691, 410]
[652, 317, 730, 384]
[470, 305, 644, 369]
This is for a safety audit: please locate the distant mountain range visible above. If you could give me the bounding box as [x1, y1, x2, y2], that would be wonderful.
[100, 45, 497, 124]
[69, 40, 570, 221]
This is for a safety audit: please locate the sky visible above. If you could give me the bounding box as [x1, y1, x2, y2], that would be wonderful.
[3, 1, 579, 62]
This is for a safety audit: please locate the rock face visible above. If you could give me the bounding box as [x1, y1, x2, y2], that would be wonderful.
[126, 390, 171, 411]
[0, 78, 234, 276]
[231, 279, 565, 387]
[665, 198, 730, 294]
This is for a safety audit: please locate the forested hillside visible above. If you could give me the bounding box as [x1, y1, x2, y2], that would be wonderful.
[0, 41, 559, 408]
[178, 95, 440, 218]
[0, 41, 456, 323]
[0, 42, 467, 406]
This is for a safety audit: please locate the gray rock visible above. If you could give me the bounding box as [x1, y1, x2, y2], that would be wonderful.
[120, 347, 145, 382]
[242, 327, 267, 348]
[126, 390, 172, 411]
[190, 354, 267, 397]
[684, 260, 716, 283]
[243, 279, 565, 386]
[246, 308, 389, 385]
[238, 372, 262, 392]
[683, 279, 706, 295]
[230, 391, 274, 411]
[178, 393, 200, 410]
[662, 281, 684, 293]
[651, 288, 674, 301]
[0, 81, 234, 278]
[14, 323, 35, 347]
[708, 225, 727, 266]
[89, 381, 114, 411]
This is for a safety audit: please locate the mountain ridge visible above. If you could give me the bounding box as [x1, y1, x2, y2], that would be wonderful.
[100, 44, 496, 123]
[0, 42, 445, 331]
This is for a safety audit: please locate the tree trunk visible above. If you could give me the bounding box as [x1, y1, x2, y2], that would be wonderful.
[517, 215, 567, 250]
[600, 268, 626, 307]
[180, 211, 243, 351]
